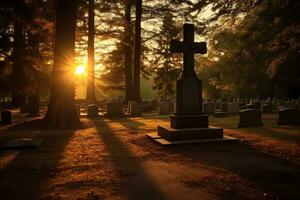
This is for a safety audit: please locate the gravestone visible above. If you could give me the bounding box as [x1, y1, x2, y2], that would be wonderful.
[87, 104, 98, 118]
[20, 102, 30, 113]
[28, 95, 40, 116]
[126, 101, 142, 117]
[262, 103, 272, 114]
[285, 101, 296, 109]
[277, 108, 300, 125]
[238, 109, 263, 128]
[221, 102, 228, 112]
[228, 102, 239, 114]
[105, 101, 123, 117]
[148, 24, 237, 144]
[1, 110, 12, 125]
[159, 101, 170, 115]
[204, 102, 215, 115]
[247, 103, 261, 110]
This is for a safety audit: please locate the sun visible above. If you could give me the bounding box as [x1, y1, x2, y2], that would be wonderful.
[75, 65, 85, 75]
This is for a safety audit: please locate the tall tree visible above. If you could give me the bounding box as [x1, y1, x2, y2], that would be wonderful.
[86, 0, 96, 103]
[133, 0, 142, 102]
[123, 0, 133, 103]
[44, 0, 79, 127]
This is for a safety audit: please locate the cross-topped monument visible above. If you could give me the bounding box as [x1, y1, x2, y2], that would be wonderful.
[148, 23, 238, 145]
[170, 24, 207, 75]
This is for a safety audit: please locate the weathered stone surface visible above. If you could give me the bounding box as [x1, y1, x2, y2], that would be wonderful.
[87, 104, 98, 118]
[127, 102, 142, 117]
[238, 109, 263, 128]
[105, 101, 123, 117]
[1, 110, 12, 125]
[277, 108, 300, 125]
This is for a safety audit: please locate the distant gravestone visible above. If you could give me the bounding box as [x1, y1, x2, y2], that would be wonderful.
[204, 102, 215, 115]
[247, 103, 260, 110]
[221, 102, 228, 112]
[272, 100, 278, 112]
[28, 95, 40, 116]
[214, 112, 227, 117]
[105, 101, 123, 117]
[228, 102, 239, 114]
[277, 108, 300, 125]
[159, 101, 170, 115]
[87, 104, 98, 118]
[1, 110, 12, 125]
[238, 109, 263, 128]
[126, 101, 142, 117]
[20, 102, 29, 113]
[262, 103, 272, 114]
[285, 101, 296, 109]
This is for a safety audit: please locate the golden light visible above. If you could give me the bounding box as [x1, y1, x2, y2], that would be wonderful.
[75, 65, 85, 75]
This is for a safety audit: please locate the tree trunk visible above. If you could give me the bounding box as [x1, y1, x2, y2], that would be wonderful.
[133, 0, 142, 102]
[11, 19, 26, 107]
[124, 1, 133, 103]
[86, 0, 96, 103]
[44, 0, 79, 127]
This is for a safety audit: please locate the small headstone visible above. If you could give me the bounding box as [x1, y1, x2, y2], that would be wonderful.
[204, 102, 215, 115]
[159, 101, 170, 115]
[105, 101, 123, 117]
[28, 95, 40, 116]
[87, 104, 98, 118]
[20, 102, 30, 113]
[277, 108, 300, 125]
[221, 102, 228, 112]
[127, 101, 142, 117]
[285, 101, 296, 109]
[228, 102, 239, 114]
[214, 112, 228, 117]
[1, 110, 12, 125]
[238, 109, 263, 128]
[262, 103, 272, 114]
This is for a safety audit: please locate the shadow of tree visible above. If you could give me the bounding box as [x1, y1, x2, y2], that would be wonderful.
[93, 119, 167, 200]
[109, 117, 146, 130]
[0, 120, 76, 199]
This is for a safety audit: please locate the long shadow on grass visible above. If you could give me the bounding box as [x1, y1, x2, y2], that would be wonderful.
[165, 141, 300, 199]
[93, 119, 167, 200]
[0, 119, 76, 199]
[241, 126, 300, 144]
[109, 117, 146, 130]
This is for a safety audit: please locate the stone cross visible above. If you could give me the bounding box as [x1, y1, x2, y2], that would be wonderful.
[170, 24, 207, 75]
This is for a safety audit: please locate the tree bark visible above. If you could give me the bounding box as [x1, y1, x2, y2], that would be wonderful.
[86, 0, 96, 103]
[11, 19, 26, 107]
[44, 0, 79, 127]
[133, 0, 142, 102]
[123, 1, 133, 103]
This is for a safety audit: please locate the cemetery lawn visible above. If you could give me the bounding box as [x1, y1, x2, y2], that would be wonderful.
[0, 111, 300, 200]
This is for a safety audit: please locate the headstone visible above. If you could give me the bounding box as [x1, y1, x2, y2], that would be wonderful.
[150, 24, 237, 144]
[126, 101, 142, 117]
[1, 110, 12, 125]
[28, 95, 40, 116]
[214, 112, 227, 117]
[238, 109, 263, 128]
[272, 100, 278, 112]
[277, 108, 300, 125]
[159, 101, 170, 115]
[87, 104, 98, 118]
[285, 101, 296, 109]
[105, 101, 123, 117]
[247, 103, 260, 110]
[221, 102, 228, 112]
[228, 102, 239, 114]
[204, 102, 215, 115]
[20, 102, 30, 113]
[262, 103, 272, 114]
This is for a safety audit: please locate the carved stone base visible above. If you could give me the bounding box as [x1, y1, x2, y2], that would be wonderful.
[170, 114, 208, 129]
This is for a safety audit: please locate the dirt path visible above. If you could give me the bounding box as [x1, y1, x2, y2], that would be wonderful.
[0, 113, 299, 200]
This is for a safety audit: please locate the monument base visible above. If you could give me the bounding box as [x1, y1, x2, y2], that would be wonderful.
[170, 114, 208, 128]
[158, 125, 223, 141]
